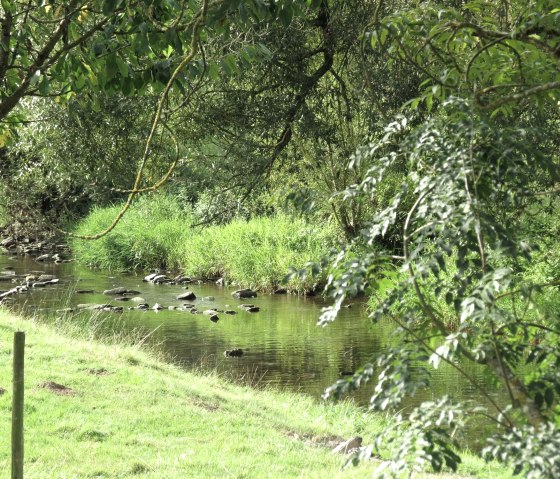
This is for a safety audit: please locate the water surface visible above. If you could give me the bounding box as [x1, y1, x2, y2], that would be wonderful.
[2, 254, 503, 445]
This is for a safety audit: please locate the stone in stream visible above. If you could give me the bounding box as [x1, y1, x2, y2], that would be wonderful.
[130, 297, 146, 303]
[137, 303, 149, 310]
[152, 274, 171, 284]
[202, 309, 219, 316]
[231, 288, 257, 299]
[77, 303, 113, 311]
[35, 254, 51, 262]
[0, 275, 15, 281]
[114, 296, 131, 301]
[143, 273, 158, 282]
[237, 304, 260, 313]
[76, 289, 95, 294]
[1, 237, 15, 248]
[152, 303, 164, 311]
[176, 291, 196, 301]
[182, 303, 195, 309]
[32, 277, 59, 287]
[143, 273, 172, 284]
[224, 348, 243, 357]
[174, 274, 191, 284]
[56, 308, 75, 314]
[38, 274, 55, 281]
[224, 310, 237, 315]
[103, 287, 141, 296]
[208, 315, 219, 323]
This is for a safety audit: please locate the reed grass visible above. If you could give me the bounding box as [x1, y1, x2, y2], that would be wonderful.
[71, 195, 338, 292]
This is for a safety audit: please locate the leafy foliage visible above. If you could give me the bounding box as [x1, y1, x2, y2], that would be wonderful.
[318, 1, 560, 475]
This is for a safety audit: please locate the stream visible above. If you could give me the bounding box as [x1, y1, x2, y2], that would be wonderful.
[1, 254, 504, 446]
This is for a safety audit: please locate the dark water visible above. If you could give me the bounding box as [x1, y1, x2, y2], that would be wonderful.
[1, 254, 504, 444]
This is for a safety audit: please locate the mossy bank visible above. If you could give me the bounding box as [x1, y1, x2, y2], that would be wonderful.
[71, 195, 338, 293]
[0, 311, 512, 479]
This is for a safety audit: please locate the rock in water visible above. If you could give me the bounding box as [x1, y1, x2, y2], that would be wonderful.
[177, 291, 196, 300]
[103, 287, 140, 295]
[224, 348, 243, 357]
[231, 288, 257, 299]
[103, 287, 127, 295]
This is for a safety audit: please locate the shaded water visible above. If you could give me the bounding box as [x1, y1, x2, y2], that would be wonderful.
[2, 254, 503, 444]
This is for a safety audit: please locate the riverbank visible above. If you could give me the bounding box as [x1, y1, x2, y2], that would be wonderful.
[71, 196, 338, 293]
[0, 310, 512, 478]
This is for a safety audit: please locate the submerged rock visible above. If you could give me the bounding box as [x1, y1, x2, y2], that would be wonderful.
[238, 304, 260, 313]
[103, 287, 140, 296]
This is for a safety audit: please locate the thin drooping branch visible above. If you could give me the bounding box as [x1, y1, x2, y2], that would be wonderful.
[64, 0, 209, 240]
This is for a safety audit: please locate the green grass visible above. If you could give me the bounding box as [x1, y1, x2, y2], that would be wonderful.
[0, 310, 514, 479]
[71, 194, 338, 292]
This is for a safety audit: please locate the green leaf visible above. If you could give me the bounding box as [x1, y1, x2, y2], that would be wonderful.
[115, 57, 128, 78]
[102, 0, 119, 15]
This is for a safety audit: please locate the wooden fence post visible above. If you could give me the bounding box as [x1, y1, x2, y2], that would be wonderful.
[12, 331, 25, 479]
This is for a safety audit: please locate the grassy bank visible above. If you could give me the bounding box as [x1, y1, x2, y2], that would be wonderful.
[71, 195, 337, 292]
[0, 310, 512, 479]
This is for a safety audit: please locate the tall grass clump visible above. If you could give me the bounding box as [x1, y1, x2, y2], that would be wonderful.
[180, 215, 338, 291]
[71, 194, 191, 271]
[71, 195, 339, 291]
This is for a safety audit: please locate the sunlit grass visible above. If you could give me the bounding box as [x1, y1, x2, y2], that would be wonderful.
[71, 194, 338, 292]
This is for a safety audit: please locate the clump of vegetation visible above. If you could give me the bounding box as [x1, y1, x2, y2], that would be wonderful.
[71, 194, 190, 271]
[71, 195, 339, 292]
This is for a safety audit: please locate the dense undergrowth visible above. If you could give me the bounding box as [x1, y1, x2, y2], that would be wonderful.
[71, 195, 339, 292]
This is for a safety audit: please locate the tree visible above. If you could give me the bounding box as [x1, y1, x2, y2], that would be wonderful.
[318, 1, 560, 476]
[0, 0, 318, 235]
